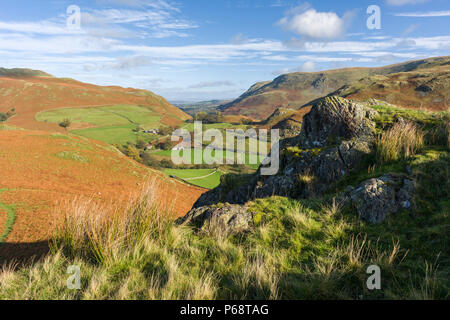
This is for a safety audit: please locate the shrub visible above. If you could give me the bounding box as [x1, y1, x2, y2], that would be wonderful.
[0, 108, 15, 122]
[136, 137, 147, 150]
[220, 173, 253, 195]
[125, 145, 141, 161]
[141, 152, 159, 168]
[160, 159, 176, 168]
[158, 126, 174, 136]
[376, 120, 424, 163]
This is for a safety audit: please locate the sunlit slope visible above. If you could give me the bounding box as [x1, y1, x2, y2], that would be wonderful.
[220, 56, 450, 119]
[332, 64, 450, 112]
[0, 73, 191, 131]
[36, 104, 167, 145]
[0, 128, 206, 260]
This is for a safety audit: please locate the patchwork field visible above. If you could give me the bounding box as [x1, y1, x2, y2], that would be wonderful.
[150, 148, 262, 170]
[0, 128, 206, 263]
[37, 104, 163, 145]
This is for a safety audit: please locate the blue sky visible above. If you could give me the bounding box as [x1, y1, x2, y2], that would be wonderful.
[0, 0, 449, 101]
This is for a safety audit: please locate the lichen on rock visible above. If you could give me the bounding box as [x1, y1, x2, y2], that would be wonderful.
[339, 175, 415, 224]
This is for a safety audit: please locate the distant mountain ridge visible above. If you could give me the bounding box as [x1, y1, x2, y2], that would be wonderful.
[219, 56, 450, 119]
[0, 68, 53, 78]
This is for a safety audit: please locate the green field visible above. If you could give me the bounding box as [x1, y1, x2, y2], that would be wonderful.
[36, 105, 162, 145]
[151, 148, 262, 169]
[0, 189, 16, 245]
[163, 168, 223, 189]
[72, 125, 157, 146]
[181, 122, 249, 132]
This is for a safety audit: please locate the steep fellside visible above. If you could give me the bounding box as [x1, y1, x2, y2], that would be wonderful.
[0, 127, 206, 263]
[331, 63, 449, 112]
[0, 70, 191, 131]
[220, 56, 450, 119]
[258, 107, 312, 138]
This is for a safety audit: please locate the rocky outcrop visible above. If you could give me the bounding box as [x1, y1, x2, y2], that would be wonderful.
[182, 96, 418, 234]
[176, 204, 254, 236]
[339, 175, 415, 224]
[297, 96, 377, 148]
[193, 96, 378, 208]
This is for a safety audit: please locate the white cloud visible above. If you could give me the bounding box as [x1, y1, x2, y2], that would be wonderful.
[394, 11, 450, 17]
[95, 0, 180, 12]
[0, 3, 197, 40]
[386, 0, 429, 6]
[262, 55, 290, 61]
[295, 55, 373, 63]
[300, 61, 316, 72]
[403, 24, 419, 35]
[231, 33, 248, 45]
[84, 55, 152, 71]
[278, 8, 346, 39]
[0, 21, 80, 35]
[188, 81, 235, 89]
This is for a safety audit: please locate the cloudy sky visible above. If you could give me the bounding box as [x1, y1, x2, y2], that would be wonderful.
[0, 0, 449, 101]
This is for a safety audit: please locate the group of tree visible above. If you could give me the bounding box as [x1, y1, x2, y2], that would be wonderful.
[59, 118, 72, 130]
[158, 126, 175, 136]
[193, 111, 224, 123]
[0, 108, 16, 122]
[117, 136, 218, 171]
[239, 118, 253, 125]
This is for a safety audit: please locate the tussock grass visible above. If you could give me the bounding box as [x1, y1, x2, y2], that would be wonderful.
[376, 120, 424, 163]
[1, 143, 448, 300]
[427, 120, 450, 151]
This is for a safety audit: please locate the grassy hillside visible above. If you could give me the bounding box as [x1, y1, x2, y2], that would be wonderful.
[0, 103, 447, 300]
[164, 168, 223, 189]
[332, 64, 449, 112]
[36, 105, 163, 145]
[220, 56, 450, 119]
[0, 128, 206, 264]
[0, 70, 191, 132]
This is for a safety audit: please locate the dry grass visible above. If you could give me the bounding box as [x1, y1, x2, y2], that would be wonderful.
[0, 180, 284, 300]
[376, 120, 425, 163]
[428, 120, 450, 150]
[297, 170, 317, 197]
[52, 180, 170, 265]
[0, 178, 446, 300]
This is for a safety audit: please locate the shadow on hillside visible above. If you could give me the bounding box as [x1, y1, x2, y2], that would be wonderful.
[0, 240, 50, 269]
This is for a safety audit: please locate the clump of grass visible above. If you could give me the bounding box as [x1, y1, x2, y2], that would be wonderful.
[55, 151, 89, 163]
[376, 120, 424, 163]
[296, 170, 319, 198]
[427, 120, 450, 150]
[52, 185, 169, 265]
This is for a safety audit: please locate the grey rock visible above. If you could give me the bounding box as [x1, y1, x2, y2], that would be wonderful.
[177, 204, 254, 237]
[340, 175, 415, 224]
[298, 96, 377, 148]
[253, 175, 297, 199]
